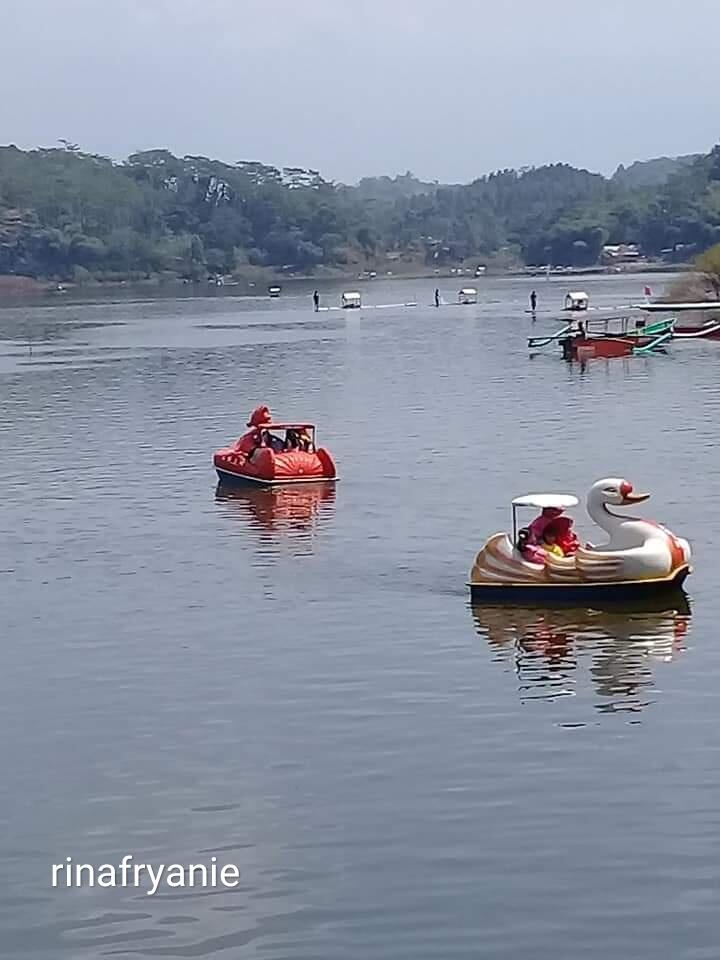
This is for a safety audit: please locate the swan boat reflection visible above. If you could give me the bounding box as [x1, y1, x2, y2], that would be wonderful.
[472, 600, 691, 713]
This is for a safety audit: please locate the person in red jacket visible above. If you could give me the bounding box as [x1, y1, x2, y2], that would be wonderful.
[235, 405, 273, 454]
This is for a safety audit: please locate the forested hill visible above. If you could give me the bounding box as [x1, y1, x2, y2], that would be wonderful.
[611, 154, 701, 189]
[1, 143, 719, 282]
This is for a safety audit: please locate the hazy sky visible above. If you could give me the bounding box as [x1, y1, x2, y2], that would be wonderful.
[1, 0, 716, 184]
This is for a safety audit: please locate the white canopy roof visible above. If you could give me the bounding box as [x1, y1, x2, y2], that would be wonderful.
[460, 287, 478, 294]
[568, 291, 588, 299]
[512, 493, 579, 509]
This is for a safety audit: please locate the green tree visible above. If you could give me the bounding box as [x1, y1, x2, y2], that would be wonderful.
[696, 243, 720, 298]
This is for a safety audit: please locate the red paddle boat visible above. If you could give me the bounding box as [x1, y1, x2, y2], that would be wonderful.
[214, 406, 338, 486]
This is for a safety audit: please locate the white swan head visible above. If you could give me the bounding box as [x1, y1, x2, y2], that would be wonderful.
[588, 477, 649, 516]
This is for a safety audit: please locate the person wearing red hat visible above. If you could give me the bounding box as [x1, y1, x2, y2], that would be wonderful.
[235, 406, 274, 455]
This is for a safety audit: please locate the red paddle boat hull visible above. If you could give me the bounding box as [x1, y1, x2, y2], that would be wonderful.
[214, 446, 337, 485]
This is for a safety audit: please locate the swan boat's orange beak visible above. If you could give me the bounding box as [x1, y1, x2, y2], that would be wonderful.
[622, 490, 649, 504]
[620, 481, 649, 504]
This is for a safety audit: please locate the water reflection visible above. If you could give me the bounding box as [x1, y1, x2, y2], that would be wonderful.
[472, 599, 691, 715]
[214, 482, 336, 563]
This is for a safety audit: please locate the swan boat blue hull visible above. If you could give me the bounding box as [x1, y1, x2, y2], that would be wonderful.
[469, 565, 690, 608]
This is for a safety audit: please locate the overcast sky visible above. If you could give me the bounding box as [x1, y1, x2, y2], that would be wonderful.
[1, 0, 716, 184]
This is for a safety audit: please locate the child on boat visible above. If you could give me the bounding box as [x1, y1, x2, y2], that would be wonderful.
[541, 527, 565, 557]
[262, 430, 285, 452]
[527, 510, 580, 559]
[516, 528, 547, 563]
[541, 517, 580, 557]
[284, 428, 314, 452]
[527, 507, 563, 544]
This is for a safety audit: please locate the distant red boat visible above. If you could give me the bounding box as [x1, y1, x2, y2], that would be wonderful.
[529, 316, 674, 360]
[214, 406, 338, 486]
[671, 319, 720, 340]
[560, 329, 671, 360]
[637, 300, 720, 340]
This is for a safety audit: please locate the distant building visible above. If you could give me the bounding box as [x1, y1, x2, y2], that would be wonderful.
[602, 243, 642, 264]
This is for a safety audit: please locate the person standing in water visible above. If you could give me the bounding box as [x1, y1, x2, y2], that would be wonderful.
[530, 290, 537, 313]
[434, 288, 440, 308]
[313, 290, 320, 312]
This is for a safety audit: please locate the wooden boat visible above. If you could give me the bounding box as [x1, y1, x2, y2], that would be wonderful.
[214, 406, 338, 486]
[469, 479, 691, 606]
[529, 315, 674, 360]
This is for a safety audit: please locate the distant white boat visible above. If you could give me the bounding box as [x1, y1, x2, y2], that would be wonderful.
[564, 291, 589, 311]
[342, 291, 362, 309]
[458, 287, 478, 305]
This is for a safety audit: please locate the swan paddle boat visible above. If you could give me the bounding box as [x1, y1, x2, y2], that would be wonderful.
[469, 478, 691, 605]
[214, 406, 338, 486]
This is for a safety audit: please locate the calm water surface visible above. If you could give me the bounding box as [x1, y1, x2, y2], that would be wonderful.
[2, 274, 720, 959]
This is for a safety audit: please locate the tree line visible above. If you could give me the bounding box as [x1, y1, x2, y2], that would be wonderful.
[0, 141, 719, 281]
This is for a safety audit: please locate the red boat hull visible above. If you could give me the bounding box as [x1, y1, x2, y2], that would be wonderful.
[214, 446, 338, 485]
[673, 323, 720, 340]
[562, 335, 661, 360]
[565, 337, 634, 360]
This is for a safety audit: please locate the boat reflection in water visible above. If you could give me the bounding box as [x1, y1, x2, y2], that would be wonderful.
[215, 480, 336, 554]
[471, 597, 691, 715]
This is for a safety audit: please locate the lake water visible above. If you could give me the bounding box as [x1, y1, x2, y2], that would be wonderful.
[3, 273, 720, 959]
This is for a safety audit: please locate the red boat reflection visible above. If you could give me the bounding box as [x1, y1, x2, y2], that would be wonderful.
[215, 480, 336, 533]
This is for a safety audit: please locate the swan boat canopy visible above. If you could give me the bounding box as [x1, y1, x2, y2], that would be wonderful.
[469, 478, 691, 606]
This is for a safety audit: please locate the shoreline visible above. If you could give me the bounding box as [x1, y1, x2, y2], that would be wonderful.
[0, 262, 689, 301]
